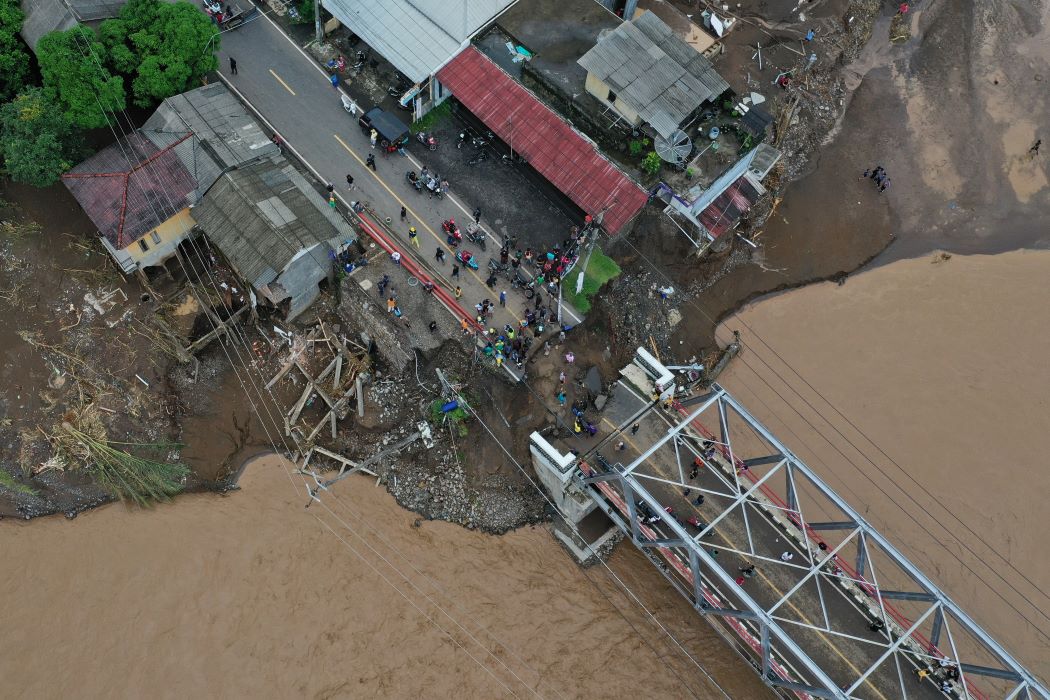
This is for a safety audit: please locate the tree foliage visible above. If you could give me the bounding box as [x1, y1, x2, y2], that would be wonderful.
[103, 0, 219, 107]
[37, 26, 125, 129]
[0, 87, 85, 187]
[0, 0, 31, 101]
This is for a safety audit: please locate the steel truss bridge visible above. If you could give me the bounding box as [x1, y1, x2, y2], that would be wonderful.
[577, 385, 1048, 700]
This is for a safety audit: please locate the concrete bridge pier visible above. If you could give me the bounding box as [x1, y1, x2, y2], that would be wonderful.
[529, 432, 619, 563]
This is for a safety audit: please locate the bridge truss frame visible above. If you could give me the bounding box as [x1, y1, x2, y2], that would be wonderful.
[579, 386, 1048, 700]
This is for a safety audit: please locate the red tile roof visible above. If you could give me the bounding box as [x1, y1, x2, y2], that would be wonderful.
[438, 47, 648, 235]
[698, 174, 762, 237]
[62, 132, 196, 250]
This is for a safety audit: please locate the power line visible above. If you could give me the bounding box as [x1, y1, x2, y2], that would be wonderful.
[440, 372, 733, 700]
[65, 33, 555, 696]
[609, 231, 1050, 635]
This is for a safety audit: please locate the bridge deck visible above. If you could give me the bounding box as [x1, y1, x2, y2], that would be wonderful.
[575, 380, 960, 700]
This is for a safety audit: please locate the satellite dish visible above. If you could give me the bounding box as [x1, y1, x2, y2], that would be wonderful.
[655, 129, 693, 164]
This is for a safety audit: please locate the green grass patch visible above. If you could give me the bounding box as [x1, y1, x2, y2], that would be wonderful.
[410, 100, 452, 134]
[0, 469, 37, 496]
[562, 247, 621, 314]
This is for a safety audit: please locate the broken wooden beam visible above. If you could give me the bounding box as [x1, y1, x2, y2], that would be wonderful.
[183, 305, 248, 354]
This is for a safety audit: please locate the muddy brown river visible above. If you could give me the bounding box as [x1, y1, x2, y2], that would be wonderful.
[0, 455, 770, 698]
[718, 249, 1050, 684]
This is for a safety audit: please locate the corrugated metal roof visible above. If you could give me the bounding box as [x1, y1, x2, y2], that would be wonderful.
[62, 133, 199, 250]
[321, 0, 516, 83]
[193, 155, 353, 318]
[19, 0, 125, 51]
[438, 46, 647, 235]
[142, 84, 277, 194]
[63, 85, 278, 250]
[578, 10, 728, 138]
[698, 174, 763, 237]
[19, 0, 76, 53]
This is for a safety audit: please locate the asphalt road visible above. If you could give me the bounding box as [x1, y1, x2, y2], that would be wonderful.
[214, 12, 583, 354]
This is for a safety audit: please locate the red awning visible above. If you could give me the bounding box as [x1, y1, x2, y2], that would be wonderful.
[438, 46, 647, 235]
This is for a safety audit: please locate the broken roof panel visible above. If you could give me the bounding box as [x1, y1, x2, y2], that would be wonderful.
[578, 10, 728, 138]
[438, 46, 647, 235]
[321, 0, 516, 83]
[698, 174, 763, 238]
[194, 155, 353, 319]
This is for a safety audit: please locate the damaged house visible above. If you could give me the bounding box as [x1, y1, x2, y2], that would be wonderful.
[62, 84, 277, 281]
[192, 155, 355, 321]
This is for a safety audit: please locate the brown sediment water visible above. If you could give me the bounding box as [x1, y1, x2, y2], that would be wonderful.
[0, 455, 771, 699]
[716, 249, 1050, 684]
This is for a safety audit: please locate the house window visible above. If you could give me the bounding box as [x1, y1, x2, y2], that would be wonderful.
[608, 89, 617, 103]
[150, 231, 161, 244]
[138, 239, 150, 252]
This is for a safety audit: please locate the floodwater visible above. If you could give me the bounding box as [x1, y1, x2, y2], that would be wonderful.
[1, 455, 771, 699]
[716, 249, 1050, 684]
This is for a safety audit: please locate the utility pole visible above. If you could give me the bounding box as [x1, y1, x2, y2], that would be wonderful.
[314, 0, 322, 43]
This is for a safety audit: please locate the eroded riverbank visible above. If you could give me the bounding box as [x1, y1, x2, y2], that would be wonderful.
[0, 454, 771, 698]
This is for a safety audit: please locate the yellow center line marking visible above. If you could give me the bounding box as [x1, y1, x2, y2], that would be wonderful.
[600, 416, 892, 700]
[333, 133, 528, 327]
[268, 69, 296, 95]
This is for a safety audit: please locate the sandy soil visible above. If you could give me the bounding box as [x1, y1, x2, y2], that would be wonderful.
[715, 249, 1050, 683]
[0, 454, 771, 699]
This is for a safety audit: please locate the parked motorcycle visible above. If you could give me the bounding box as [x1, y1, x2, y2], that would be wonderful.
[442, 219, 461, 247]
[405, 170, 424, 193]
[456, 250, 479, 271]
[424, 175, 445, 199]
[416, 131, 438, 151]
[465, 222, 487, 251]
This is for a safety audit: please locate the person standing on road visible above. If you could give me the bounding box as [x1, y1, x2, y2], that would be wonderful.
[452, 265, 460, 279]
[408, 227, 419, 247]
[454, 286, 462, 299]
[330, 73, 339, 88]
[630, 423, 640, 435]
[472, 207, 481, 223]
[387, 296, 396, 313]
[229, 57, 237, 74]
[499, 290, 506, 307]
[435, 247, 445, 263]
[400, 205, 406, 220]
[780, 551, 795, 562]
[328, 195, 336, 210]
[370, 128, 378, 149]
[391, 251, 401, 266]
[366, 154, 376, 171]
[346, 173, 354, 189]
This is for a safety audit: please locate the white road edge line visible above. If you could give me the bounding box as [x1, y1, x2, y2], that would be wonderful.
[254, 10, 583, 325]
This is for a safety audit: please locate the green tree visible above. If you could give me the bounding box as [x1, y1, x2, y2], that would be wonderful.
[642, 151, 662, 176]
[102, 0, 219, 107]
[0, 88, 85, 187]
[37, 26, 126, 129]
[0, 0, 31, 101]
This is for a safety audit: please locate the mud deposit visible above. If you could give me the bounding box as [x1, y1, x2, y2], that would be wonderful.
[0, 455, 770, 699]
[717, 250, 1050, 683]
